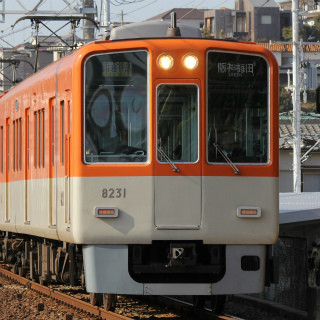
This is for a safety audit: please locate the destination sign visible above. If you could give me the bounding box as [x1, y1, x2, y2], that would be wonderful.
[217, 62, 254, 77]
[102, 61, 132, 77]
[208, 52, 266, 86]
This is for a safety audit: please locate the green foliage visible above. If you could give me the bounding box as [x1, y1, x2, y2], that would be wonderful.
[282, 26, 292, 41]
[279, 85, 317, 113]
[281, 15, 320, 42]
[302, 15, 320, 41]
[201, 27, 211, 38]
[279, 85, 292, 112]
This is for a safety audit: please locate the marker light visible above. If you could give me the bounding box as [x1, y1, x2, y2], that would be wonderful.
[237, 207, 261, 218]
[95, 207, 119, 218]
[182, 54, 199, 70]
[157, 54, 174, 70]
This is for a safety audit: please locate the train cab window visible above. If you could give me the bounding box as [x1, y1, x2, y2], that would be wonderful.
[84, 51, 148, 163]
[157, 84, 198, 163]
[207, 52, 269, 164]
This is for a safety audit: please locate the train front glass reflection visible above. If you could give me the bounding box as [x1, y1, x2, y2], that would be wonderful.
[84, 51, 148, 163]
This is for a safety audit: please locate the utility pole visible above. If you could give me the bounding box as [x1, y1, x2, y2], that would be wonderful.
[292, 0, 301, 193]
[0, 0, 82, 23]
[82, 0, 96, 40]
[102, 0, 111, 32]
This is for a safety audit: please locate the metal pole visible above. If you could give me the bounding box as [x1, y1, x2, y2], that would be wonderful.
[83, 0, 95, 40]
[102, 0, 110, 31]
[292, 0, 301, 193]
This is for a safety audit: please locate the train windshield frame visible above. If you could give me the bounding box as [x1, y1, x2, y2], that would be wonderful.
[83, 50, 148, 164]
[207, 51, 270, 165]
[157, 84, 199, 164]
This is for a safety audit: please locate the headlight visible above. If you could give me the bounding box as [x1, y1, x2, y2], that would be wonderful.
[157, 53, 174, 70]
[182, 54, 199, 70]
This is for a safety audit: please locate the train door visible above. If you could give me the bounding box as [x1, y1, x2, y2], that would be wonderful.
[57, 98, 70, 225]
[64, 99, 71, 224]
[49, 99, 56, 227]
[24, 108, 30, 223]
[154, 82, 202, 229]
[5, 118, 9, 222]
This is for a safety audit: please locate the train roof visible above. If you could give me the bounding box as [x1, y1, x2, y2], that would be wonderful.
[108, 20, 202, 40]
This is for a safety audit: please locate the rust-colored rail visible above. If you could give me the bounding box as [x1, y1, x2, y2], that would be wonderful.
[0, 266, 131, 320]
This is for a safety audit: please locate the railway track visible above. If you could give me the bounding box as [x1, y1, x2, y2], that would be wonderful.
[152, 296, 246, 320]
[0, 265, 130, 320]
[0, 265, 246, 320]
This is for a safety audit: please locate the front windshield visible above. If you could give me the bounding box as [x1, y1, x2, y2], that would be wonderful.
[157, 84, 198, 163]
[84, 51, 148, 163]
[207, 52, 269, 164]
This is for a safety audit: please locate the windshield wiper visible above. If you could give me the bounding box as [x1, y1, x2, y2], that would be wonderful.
[158, 146, 180, 173]
[213, 142, 241, 175]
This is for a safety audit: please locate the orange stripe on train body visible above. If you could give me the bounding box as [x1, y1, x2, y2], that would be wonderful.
[0, 38, 279, 182]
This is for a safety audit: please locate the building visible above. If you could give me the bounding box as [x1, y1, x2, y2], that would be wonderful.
[279, 114, 320, 192]
[204, 0, 281, 41]
[147, 8, 205, 29]
[258, 42, 320, 84]
[0, 34, 84, 93]
[278, 0, 317, 12]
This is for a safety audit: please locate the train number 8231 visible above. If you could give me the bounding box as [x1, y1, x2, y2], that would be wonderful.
[102, 188, 126, 199]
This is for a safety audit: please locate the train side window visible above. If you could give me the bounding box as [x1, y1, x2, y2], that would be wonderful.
[0, 126, 3, 173]
[60, 101, 64, 165]
[39, 110, 41, 168]
[40, 109, 45, 168]
[19, 118, 22, 171]
[50, 102, 55, 167]
[84, 50, 148, 163]
[6, 119, 9, 173]
[26, 111, 30, 170]
[34, 111, 38, 169]
[42, 109, 45, 167]
[12, 118, 22, 172]
[207, 52, 269, 164]
[67, 100, 71, 134]
[34, 109, 45, 169]
[13, 120, 16, 171]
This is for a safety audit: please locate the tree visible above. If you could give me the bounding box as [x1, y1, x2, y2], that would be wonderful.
[202, 27, 211, 38]
[279, 85, 292, 113]
[282, 15, 320, 42]
[282, 26, 292, 41]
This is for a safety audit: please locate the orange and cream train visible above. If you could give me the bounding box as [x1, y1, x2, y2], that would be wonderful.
[0, 20, 278, 311]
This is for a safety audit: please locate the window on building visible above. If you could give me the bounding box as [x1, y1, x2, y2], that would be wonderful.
[236, 16, 247, 32]
[210, 17, 215, 33]
[261, 15, 272, 24]
[303, 173, 320, 192]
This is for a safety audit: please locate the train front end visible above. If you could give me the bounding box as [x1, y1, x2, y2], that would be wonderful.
[71, 25, 279, 297]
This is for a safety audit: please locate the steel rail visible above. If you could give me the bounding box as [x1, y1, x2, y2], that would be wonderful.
[158, 296, 246, 320]
[0, 266, 131, 320]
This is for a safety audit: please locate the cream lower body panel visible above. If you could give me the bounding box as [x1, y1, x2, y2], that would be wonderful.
[0, 175, 278, 246]
[73, 175, 278, 244]
[83, 244, 266, 295]
[0, 177, 69, 241]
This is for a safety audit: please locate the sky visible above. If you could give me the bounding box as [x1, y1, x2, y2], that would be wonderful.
[105, 0, 234, 22]
[0, 0, 235, 47]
